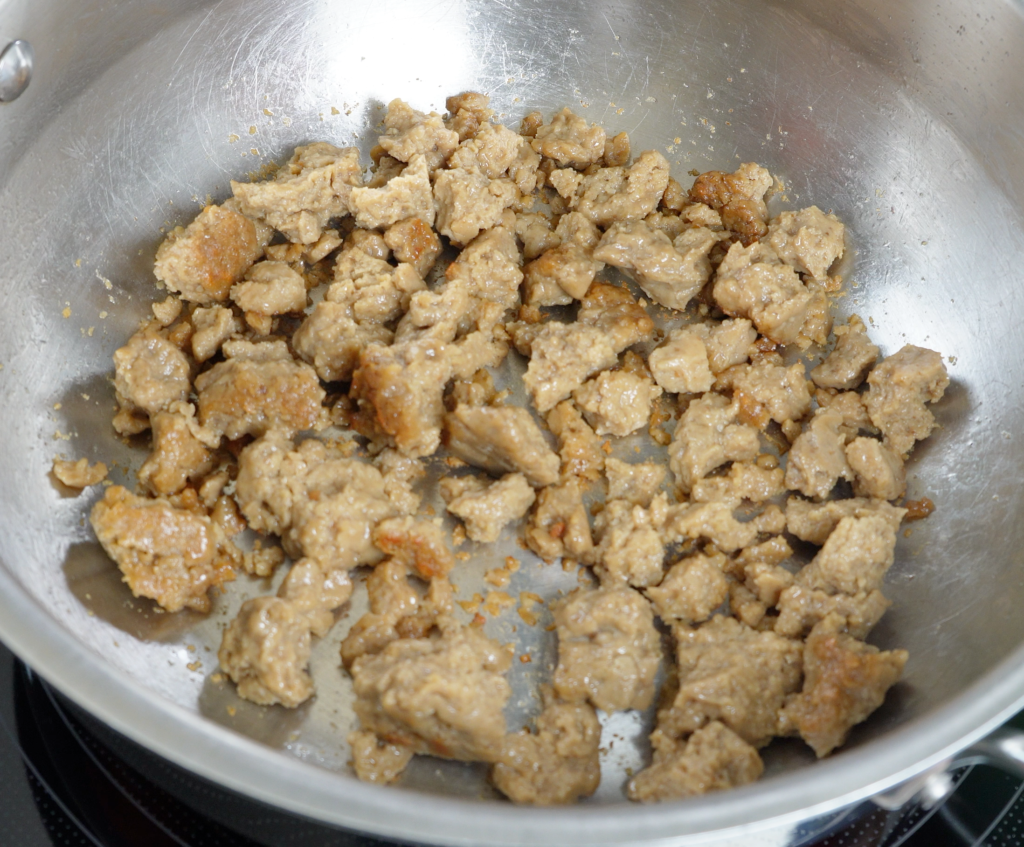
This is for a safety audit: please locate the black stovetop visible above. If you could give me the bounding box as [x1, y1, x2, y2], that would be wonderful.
[2, 639, 1023, 847]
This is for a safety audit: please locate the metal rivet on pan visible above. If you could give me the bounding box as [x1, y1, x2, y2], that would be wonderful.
[0, 39, 34, 103]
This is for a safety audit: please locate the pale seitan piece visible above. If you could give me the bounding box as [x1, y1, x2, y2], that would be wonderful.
[520, 282, 654, 413]
[731, 361, 812, 429]
[191, 305, 242, 363]
[340, 559, 453, 668]
[627, 721, 763, 802]
[553, 586, 662, 712]
[112, 324, 192, 429]
[343, 226, 390, 260]
[374, 449, 427, 516]
[154, 203, 270, 305]
[229, 261, 307, 318]
[811, 316, 879, 390]
[293, 304, 393, 382]
[573, 368, 663, 437]
[593, 496, 669, 588]
[713, 241, 817, 346]
[863, 345, 949, 457]
[689, 163, 772, 244]
[233, 434, 397, 567]
[728, 538, 795, 626]
[546, 401, 605, 482]
[782, 614, 907, 757]
[520, 322, 618, 413]
[326, 247, 426, 325]
[90, 486, 239, 613]
[444, 404, 560, 487]
[348, 729, 415, 785]
[530, 107, 607, 168]
[668, 393, 760, 493]
[433, 169, 518, 246]
[491, 693, 601, 805]
[768, 206, 846, 281]
[575, 280, 656, 354]
[605, 457, 666, 507]
[284, 460, 397, 570]
[439, 473, 536, 543]
[231, 143, 362, 244]
[138, 404, 215, 496]
[522, 242, 603, 306]
[524, 479, 594, 563]
[845, 437, 907, 500]
[774, 585, 890, 640]
[706, 317, 757, 374]
[797, 514, 899, 596]
[575, 149, 671, 227]
[660, 615, 802, 747]
[445, 91, 495, 141]
[690, 462, 785, 504]
[448, 120, 524, 178]
[52, 457, 108, 489]
[783, 408, 852, 500]
[593, 220, 717, 310]
[508, 136, 542, 195]
[383, 217, 442, 278]
[349, 338, 453, 458]
[555, 210, 603, 250]
[549, 168, 585, 202]
[372, 516, 456, 579]
[444, 224, 524, 314]
[516, 211, 560, 260]
[648, 325, 715, 395]
[195, 340, 325, 442]
[349, 154, 436, 229]
[815, 388, 879, 442]
[151, 295, 182, 327]
[785, 496, 906, 546]
[218, 559, 353, 708]
[264, 228, 343, 264]
[603, 131, 631, 167]
[366, 154, 405, 189]
[377, 98, 460, 171]
[662, 500, 784, 554]
[350, 624, 512, 762]
[219, 596, 316, 708]
[645, 551, 729, 625]
[689, 162, 773, 216]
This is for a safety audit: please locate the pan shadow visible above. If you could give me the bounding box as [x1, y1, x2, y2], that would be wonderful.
[62, 540, 205, 643]
[197, 672, 312, 749]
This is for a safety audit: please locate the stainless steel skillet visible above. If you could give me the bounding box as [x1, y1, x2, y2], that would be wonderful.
[2, 0, 1024, 843]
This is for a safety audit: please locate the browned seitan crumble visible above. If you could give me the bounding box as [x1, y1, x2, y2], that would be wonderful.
[84, 93, 948, 805]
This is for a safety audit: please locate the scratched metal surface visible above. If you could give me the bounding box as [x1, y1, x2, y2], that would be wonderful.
[2, 0, 1024, 844]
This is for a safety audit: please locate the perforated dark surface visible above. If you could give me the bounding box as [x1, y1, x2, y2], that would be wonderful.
[2, 638, 1022, 847]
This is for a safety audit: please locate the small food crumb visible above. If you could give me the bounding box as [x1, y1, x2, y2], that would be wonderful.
[904, 497, 936, 522]
[485, 567, 511, 588]
[517, 607, 538, 626]
[52, 457, 108, 488]
[482, 591, 515, 616]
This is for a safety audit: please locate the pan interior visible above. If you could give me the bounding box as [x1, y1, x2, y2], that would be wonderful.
[1, 0, 1022, 836]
